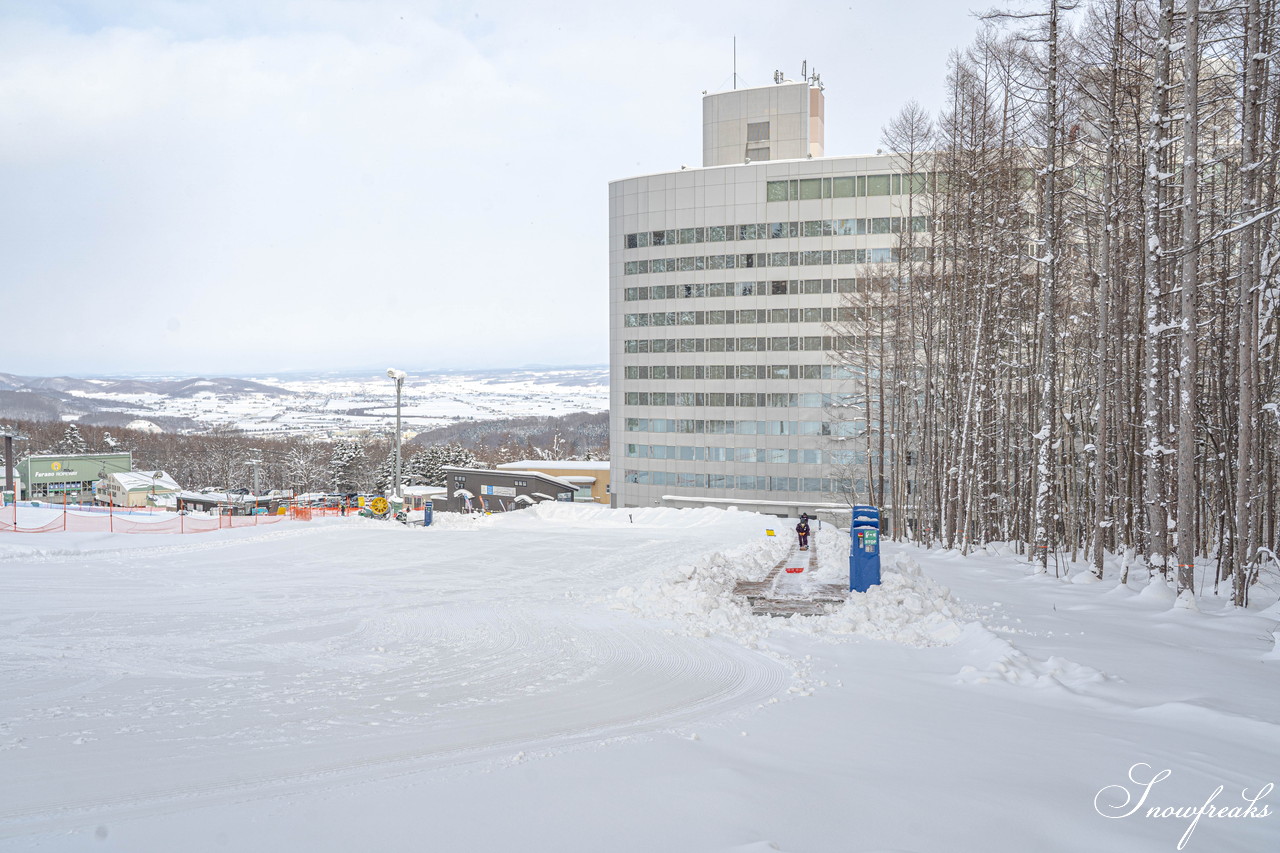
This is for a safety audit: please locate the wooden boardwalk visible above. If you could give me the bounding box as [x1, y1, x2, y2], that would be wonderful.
[732, 540, 848, 617]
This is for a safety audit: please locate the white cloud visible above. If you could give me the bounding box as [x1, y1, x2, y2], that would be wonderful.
[0, 0, 987, 376]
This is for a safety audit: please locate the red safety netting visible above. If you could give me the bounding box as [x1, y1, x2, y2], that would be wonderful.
[0, 508, 288, 535]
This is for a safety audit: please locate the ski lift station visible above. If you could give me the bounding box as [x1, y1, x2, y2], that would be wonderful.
[12, 452, 132, 502]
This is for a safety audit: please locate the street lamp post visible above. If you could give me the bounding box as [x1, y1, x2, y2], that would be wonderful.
[386, 369, 406, 500]
[1, 429, 19, 521]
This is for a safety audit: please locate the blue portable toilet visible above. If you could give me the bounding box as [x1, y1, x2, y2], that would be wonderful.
[423, 501, 434, 527]
[849, 504, 882, 592]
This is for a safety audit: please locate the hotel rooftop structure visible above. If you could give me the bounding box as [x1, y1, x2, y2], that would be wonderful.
[608, 76, 927, 516]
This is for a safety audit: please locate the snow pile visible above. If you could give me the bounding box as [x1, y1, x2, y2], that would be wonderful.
[1137, 575, 1178, 603]
[503, 500, 753, 529]
[427, 501, 762, 531]
[614, 537, 970, 650]
[1260, 601, 1280, 662]
[423, 510, 490, 531]
[805, 551, 970, 647]
[612, 536, 789, 642]
[955, 622, 1111, 691]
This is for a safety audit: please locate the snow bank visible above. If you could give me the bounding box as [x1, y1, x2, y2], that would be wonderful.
[955, 621, 1112, 691]
[804, 552, 969, 647]
[614, 532, 970, 649]
[612, 534, 789, 643]
[427, 501, 769, 532]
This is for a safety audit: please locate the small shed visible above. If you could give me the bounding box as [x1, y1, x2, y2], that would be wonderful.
[174, 491, 284, 516]
[401, 485, 447, 511]
[97, 470, 181, 507]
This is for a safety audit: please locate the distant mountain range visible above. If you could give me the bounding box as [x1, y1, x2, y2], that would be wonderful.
[0, 373, 294, 429]
[0, 374, 294, 397]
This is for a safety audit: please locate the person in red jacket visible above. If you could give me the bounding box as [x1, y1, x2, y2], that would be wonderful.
[796, 514, 811, 551]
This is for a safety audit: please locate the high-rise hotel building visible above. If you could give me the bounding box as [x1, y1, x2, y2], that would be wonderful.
[608, 78, 926, 515]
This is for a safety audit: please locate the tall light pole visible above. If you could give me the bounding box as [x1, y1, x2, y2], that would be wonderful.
[1, 428, 18, 514]
[247, 451, 262, 496]
[386, 369, 406, 500]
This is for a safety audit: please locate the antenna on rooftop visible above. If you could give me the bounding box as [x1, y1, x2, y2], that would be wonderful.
[733, 36, 736, 90]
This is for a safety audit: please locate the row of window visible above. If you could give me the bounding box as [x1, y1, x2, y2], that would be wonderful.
[622, 470, 869, 494]
[623, 217, 933, 249]
[624, 418, 861, 436]
[766, 174, 938, 202]
[623, 391, 860, 408]
[624, 364, 857, 381]
[622, 335, 873, 354]
[623, 247, 932, 275]
[622, 306, 890, 328]
[625, 444, 868, 465]
[624, 278, 891, 301]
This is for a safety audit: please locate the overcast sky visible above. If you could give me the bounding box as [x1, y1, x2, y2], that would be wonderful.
[0, 0, 994, 378]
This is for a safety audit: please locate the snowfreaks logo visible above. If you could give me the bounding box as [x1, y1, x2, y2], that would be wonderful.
[1094, 763, 1273, 850]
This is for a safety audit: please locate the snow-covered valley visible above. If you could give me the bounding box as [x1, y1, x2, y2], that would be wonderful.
[1, 504, 1276, 852]
[3, 368, 609, 437]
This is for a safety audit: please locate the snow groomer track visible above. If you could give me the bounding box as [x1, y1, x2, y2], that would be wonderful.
[0, 507, 788, 837]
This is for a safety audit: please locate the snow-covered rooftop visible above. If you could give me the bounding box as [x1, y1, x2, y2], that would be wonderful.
[110, 470, 180, 492]
[443, 466, 578, 492]
[497, 460, 609, 471]
[402, 485, 447, 496]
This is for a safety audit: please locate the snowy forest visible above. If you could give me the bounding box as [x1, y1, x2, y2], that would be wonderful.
[0, 416, 607, 496]
[838, 0, 1278, 604]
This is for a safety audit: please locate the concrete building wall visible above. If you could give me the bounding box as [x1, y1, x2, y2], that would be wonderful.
[610, 93, 927, 514]
[496, 461, 611, 504]
[702, 82, 823, 167]
[17, 452, 132, 500]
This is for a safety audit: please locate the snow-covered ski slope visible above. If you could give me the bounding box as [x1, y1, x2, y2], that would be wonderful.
[1, 504, 1276, 852]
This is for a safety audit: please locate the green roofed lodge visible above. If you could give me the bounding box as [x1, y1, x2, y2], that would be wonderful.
[16, 453, 132, 502]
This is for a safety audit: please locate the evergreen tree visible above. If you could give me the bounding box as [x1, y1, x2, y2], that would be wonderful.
[328, 439, 363, 492]
[407, 444, 479, 487]
[54, 423, 88, 455]
[374, 446, 398, 493]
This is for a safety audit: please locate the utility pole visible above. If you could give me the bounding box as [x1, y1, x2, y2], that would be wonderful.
[386, 369, 407, 500]
[247, 453, 262, 496]
[2, 430, 15, 508]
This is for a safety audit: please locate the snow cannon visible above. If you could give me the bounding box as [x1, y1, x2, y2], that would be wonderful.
[849, 504, 882, 593]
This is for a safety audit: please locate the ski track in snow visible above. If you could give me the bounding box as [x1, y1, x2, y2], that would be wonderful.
[0, 508, 788, 836]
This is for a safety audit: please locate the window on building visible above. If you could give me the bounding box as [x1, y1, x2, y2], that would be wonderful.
[746, 146, 769, 161]
[747, 121, 770, 142]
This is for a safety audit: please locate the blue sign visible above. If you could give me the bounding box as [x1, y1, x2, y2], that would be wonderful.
[849, 504, 882, 592]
